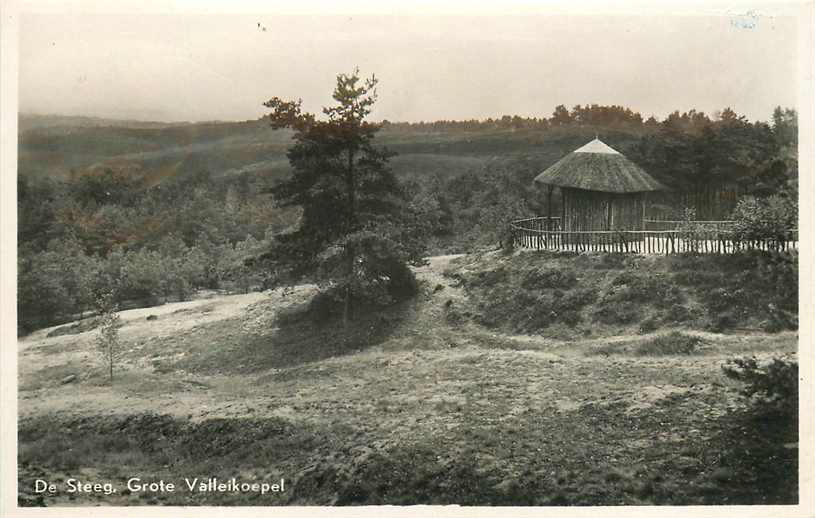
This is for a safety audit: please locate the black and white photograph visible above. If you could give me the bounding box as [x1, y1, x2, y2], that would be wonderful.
[1, 0, 812, 513]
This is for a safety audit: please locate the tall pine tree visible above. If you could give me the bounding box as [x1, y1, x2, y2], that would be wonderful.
[262, 70, 424, 323]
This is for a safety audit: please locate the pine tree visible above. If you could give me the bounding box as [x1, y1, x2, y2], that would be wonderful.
[262, 69, 424, 324]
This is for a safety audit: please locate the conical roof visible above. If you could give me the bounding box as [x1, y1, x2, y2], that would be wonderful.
[534, 138, 664, 193]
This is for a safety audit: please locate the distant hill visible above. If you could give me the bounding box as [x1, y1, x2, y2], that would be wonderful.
[19, 113, 188, 132]
[17, 114, 649, 186]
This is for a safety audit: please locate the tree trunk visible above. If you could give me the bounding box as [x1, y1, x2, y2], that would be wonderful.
[546, 185, 554, 230]
[109, 354, 113, 383]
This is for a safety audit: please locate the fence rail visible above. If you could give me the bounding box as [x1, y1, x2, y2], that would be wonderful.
[643, 219, 736, 231]
[513, 216, 562, 231]
[510, 217, 797, 254]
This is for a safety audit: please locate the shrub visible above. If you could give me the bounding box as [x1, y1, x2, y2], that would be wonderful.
[605, 272, 683, 308]
[706, 311, 737, 333]
[634, 331, 705, 356]
[466, 267, 509, 289]
[501, 224, 517, 254]
[592, 302, 639, 325]
[756, 251, 798, 312]
[730, 195, 797, 243]
[521, 267, 577, 290]
[638, 317, 659, 334]
[662, 304, 697, 324]
[444, 301, 469, 326]
[722, 356, 798, 415]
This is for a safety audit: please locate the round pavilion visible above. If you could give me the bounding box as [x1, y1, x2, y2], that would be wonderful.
[533, 138, 664, 231]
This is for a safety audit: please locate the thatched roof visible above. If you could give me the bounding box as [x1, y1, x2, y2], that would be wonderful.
[534, 138, 664, 193]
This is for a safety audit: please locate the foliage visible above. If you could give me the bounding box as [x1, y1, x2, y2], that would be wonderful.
[17, 236, 99, 333]
[17, 232, 272, 334]
[70, 168, 146, 208]
[16, 137, 293, 332]
[94, 291, 122, 383]
[722, 356, 798, 415]
[673, 207, 719, 253]
[450, 251, 797, 336]
[730, 194, 797, 242]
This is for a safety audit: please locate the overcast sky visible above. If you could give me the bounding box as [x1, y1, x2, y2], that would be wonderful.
[19, 13, 798, 123]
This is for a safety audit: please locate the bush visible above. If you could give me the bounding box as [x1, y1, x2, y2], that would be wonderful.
[730, 195, 797, 242]
[638, 317, 659, 334]
[674, 252, 797, 332]
[444, 301, 469, 326]
[634, 331, 705, 356]
[466, 267, 510, 289]
[605, 272, 683, 308]
[500, 224, 517, 254]
[592, 301, 639, 326]
[722, 356, 798, 415]
[521, 267, 577, 290]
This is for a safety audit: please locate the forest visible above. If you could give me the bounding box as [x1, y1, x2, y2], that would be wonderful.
[17, 103, 798, 334]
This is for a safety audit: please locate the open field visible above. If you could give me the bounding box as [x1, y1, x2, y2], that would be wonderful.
[18, 253, 797, 506]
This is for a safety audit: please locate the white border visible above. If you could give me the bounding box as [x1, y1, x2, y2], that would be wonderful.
[2, 1, 813, 517]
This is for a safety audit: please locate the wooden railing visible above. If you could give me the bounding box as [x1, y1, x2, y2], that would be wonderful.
[643, 219, 736, 231]
[513, 216, 562, 232]
[510, 217, 798, 254]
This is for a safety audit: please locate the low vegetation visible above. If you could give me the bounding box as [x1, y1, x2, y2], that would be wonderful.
[18, 251, 798, 506]
[634, 332, 707, 356]
[448, 250, 797, 338]
[723, 355, 798, 416]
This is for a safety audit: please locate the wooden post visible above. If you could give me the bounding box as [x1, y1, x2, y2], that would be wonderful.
[546, 185, 554, 232]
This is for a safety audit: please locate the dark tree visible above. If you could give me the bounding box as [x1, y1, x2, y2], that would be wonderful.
[262, 69, 424, 324]
[550, 104, 573, 126]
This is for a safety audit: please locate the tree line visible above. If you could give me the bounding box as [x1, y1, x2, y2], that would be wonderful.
[381, 104, 795, 137]
[17, 165, 295, 333]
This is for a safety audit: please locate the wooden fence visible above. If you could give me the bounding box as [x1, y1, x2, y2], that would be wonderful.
[510, 217, 798, 254]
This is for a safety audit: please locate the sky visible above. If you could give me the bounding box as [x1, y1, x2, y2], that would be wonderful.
[18, 13, 799, 123]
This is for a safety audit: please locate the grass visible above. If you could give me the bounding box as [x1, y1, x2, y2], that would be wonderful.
[17, 252, 799, 506]
[585, 332, 706, 357]
[18, 414, 321, 505]
[634, 332, 707, 356]
[19, 329, 799, 505]
[167, 296, 410, 374]
[18, 357, 798, 505]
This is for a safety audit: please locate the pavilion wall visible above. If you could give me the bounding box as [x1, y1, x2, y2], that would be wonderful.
[561, 188, 644, 231]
